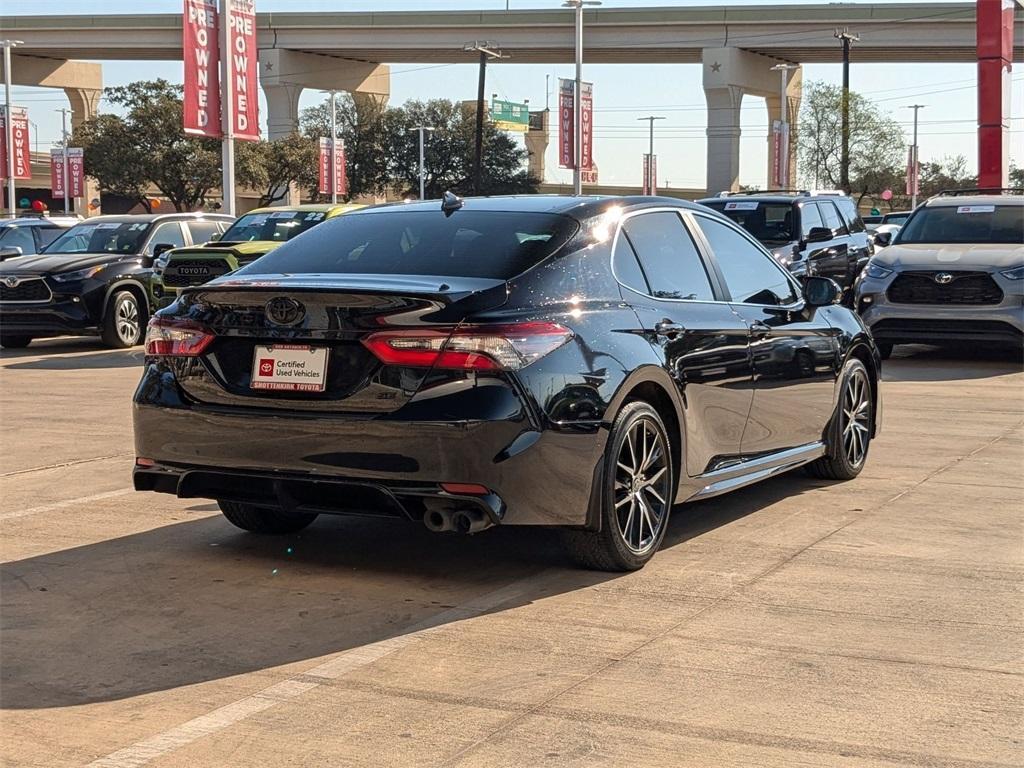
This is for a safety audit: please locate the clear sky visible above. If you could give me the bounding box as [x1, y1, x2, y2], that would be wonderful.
[6, 0, 1023, 191]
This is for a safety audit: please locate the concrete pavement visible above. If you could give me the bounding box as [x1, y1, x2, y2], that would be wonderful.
[1, 338, 1021, 767]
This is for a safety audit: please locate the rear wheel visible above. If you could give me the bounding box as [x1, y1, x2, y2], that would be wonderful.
[807, 358, 873, 481]
[218, 500, 318, 534]
[0, 335, 32, 349]
[101, 290, 143, 348]
[563, 401, 674, 571]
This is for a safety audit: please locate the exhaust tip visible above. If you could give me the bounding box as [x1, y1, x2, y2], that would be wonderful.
[424, 509, 454, 533]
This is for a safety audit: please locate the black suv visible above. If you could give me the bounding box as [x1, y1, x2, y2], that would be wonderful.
[0, 213, 233, 349]
[698, 191, 872, 295]
[133, 195, 881, 572]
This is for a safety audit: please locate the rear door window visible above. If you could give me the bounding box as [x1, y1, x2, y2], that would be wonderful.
[799, 202, 824, 238]
[149, 222, 187, 252]
[835, 198, 866, 233]
[695, 215, 799, 306]
[621, 211, 715, 301]
[611, 231, 649, 294]
[187, 220, 222, 245]
[818, 201, 848, 235]
[241, 210, 578, 280]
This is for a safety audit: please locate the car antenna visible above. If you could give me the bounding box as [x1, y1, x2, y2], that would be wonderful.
[441, 191, 463, 216]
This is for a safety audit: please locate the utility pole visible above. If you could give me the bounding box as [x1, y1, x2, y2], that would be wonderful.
[57, 107, 72, 215]
[2, 39, 22, 217]
[770, 63, 799, 189]
[564, 0, 601, 195]
[218, 0, 235, 216]
[408, 126, 434, 200]
[905, 103, 925, 209]
[327, 90, 339, 204]
[464, 41, 503, 196]
[637, 115, 665, 195]
[834, 28, 858, 194]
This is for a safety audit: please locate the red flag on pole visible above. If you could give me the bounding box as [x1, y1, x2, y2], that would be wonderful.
[50, 150, 66, 198]
[227, 0, 259, 141]
[318, 138, 331, 195]
[318, 138, 347, 196]
[580, 81, 593, 172]
[183, 0, 221, 138]
[558, 78, 574, 169]
[0, 107, 32, 181]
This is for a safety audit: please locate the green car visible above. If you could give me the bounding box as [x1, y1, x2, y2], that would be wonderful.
[152, 204, 364, 307]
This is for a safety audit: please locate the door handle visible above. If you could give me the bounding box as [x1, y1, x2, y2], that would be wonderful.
[654, 319, 684, 339]
[750, 320, 773, 340]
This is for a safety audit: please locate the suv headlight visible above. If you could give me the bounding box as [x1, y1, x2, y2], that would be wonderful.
[865, 262, 893, 280]
[999, 265, 1024, 280]
[52, 265, 104, 283]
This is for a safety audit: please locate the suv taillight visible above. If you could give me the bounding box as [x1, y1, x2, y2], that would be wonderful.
[361, 322, 573, 371]
[144, 316, 215, 357]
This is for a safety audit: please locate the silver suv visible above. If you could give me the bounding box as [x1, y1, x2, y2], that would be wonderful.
[854, 190, 1023, 358]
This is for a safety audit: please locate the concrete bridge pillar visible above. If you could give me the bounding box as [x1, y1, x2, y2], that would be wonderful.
[702, 47, 802, 194]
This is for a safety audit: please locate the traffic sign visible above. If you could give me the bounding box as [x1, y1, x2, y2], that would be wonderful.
[490, 98, 529, 133]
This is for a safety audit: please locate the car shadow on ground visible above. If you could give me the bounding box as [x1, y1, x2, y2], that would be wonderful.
[0, 471, 818, 710]
[882, 343, 1023, 383]
[1, 339, 144, 370]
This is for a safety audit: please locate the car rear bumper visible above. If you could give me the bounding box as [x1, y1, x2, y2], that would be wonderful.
[132, 391, 607, 529]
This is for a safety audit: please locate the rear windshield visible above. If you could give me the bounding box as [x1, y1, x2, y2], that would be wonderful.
[701, 201, 796, 244]
[239, 210, 579, 280]
[221, 210, 329, 243]
[43, 221, 151, 255]
[896, 205, 1023, 244]
[882, 212, 910, 225]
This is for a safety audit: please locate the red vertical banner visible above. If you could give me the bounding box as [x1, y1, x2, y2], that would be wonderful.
[227, 0, 259, 141]
[0, 107, 32, 180]
[333, 140, 347, 196]
[68, 148, 85, 197]
[183, 0, 221, 137]
[558, 78, 574, 169]
[642, 154, 650, 195]
[580, 81, 593, 172]
[649, 155, 657, 196]
[770, 120, 784, 188]
[50, 149, 65, 198]
[318, 138, 330, 195]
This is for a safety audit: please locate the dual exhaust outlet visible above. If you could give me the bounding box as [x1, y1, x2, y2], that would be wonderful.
[423, 507, 492, 535]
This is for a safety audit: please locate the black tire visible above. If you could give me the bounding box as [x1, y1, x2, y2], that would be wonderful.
[876, 342, 893, 360]
[0, 335, 32, 349]
[218, 500, 318, 534]
[806, 358, 873, 481]
[101, 289, 144, 348]
[563, 401, 674, 572]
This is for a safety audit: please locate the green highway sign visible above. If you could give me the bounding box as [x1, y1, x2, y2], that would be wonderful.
[490, 98, 530, 132]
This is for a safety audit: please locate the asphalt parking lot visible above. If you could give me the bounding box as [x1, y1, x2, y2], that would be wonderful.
[1, 338, 1021, 768]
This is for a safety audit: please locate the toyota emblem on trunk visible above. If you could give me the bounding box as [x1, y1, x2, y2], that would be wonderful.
[934, 273, 954, 285]
[3, 276, 20, 288]
[265, 297, 305, 326]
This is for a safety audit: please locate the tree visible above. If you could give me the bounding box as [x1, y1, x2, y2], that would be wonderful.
[76, 80, 222, 211]
[797, 80, 905, 202]
[917, 154, 976, 198]
[235, 133, 319, 207]
[1010, 163, 1024, 189]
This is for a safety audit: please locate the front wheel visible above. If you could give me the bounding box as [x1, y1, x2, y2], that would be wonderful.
[218, 500, 318, 534]
[0, 335, 32, 349]
[806, 358, 874, 481]
[563, 401, 674, 571]
[101, 290, 144, 348]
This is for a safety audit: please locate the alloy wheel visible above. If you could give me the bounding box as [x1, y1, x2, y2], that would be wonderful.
[117, 297, 140, 344]
[613, 417, 671, 555]
[841, 369, 871, 467]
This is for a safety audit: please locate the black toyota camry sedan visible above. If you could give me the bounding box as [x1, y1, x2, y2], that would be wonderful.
[133, 195, 881, 571]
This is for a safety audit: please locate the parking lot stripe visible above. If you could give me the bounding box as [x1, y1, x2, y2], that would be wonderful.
[83, 570, 552, 768]
[0, 488, 135, 522]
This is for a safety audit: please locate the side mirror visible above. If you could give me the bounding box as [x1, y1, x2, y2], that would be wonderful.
[806, 226, 834, 244]
[873, 231, 893, 247]
[208, 232, 222, 242]
[804, 276, 841, 307]
[152, 242, 175, 258]
[0, 246, 24, 261]
[140, 255, 156, 270]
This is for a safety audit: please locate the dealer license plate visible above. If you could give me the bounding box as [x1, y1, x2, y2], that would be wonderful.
[250, 344, 329, 392]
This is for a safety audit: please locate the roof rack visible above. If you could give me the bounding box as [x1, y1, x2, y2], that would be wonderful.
[717, 189, 810, 198]
[934, 187, 1024, 197]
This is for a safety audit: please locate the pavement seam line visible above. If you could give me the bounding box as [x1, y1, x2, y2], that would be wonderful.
[0, 452, 134, 478]
[0, 488, 135, 522]
[82, 570, 553, 768]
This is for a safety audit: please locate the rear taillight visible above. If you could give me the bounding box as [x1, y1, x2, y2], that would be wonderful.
[144, 316, 215, 357]
[361, 322, 573, 371]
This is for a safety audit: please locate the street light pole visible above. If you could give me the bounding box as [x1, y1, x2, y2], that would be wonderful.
[770, 63, 799, 189]
[563, 0, 600, 196]
[408, 126, 435, 200]
[637, 115, 665, 194]
[218, 0, 235, 216]
[2, 39, 23, 217]
[57, 107, 72, 214]
[905, 103, 925, 209]
[834, 28, 859, 194]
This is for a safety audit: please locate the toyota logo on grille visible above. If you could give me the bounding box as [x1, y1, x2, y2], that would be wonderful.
[3, 276, 21, 288]
[934, 272, 954, 285]
[265, 297, 305, 326]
